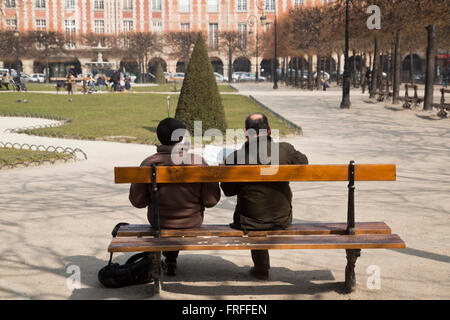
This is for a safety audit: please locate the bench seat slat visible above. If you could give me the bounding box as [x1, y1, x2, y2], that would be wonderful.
[115, 164, 396, 184]
[116, 222, 392, 237]
[108, 234, 406, 252]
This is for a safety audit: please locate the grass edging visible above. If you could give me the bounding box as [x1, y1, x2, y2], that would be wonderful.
[0, 141, 87, 170]
[248, 95, 303, 136]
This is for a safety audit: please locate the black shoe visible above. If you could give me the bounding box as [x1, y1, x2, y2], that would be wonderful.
[164, 261, 177, 276]
[249, 267, 269, 280]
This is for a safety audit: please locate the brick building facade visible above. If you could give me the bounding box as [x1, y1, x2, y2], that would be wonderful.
[0, 0, 341, 78]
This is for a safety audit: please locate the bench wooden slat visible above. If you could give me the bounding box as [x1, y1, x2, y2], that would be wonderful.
[108, 234, 406, 252]
[117, 224, 245, 237]
[116, 222, 392, 237]
[115, 164, 396, 184]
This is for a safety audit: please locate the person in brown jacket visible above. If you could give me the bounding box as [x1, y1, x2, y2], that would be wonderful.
[221, 113, 308, 280]
[129, 118, 221, 276]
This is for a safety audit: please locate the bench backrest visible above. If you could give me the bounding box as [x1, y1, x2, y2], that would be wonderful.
[115, 162, 396, 238]
[115, 164, 396, 184]
[405, 84, 418, 99]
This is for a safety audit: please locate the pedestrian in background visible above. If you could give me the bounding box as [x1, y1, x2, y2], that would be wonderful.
[97, 74, 105, 93]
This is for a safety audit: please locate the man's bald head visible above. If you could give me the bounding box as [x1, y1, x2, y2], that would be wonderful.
[245, 113, 270, 137]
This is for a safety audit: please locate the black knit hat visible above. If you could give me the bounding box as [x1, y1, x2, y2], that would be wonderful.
[157, 118, 187, 146]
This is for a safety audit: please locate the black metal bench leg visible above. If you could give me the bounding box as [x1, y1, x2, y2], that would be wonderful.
[345, 249, 361, 293]
[152, 252, 162, 295]
[437, 109, 448, 118]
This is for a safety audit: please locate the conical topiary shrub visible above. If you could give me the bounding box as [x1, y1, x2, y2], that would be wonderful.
[155, 63, 166, 85]
[175, 33, 227, 136]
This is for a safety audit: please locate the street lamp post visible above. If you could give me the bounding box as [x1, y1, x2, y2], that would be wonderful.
[14, 29, 20, 74]
[340, 0, 351, 108]
[273, 4, 278, 89]
[248, 15, 264, 83]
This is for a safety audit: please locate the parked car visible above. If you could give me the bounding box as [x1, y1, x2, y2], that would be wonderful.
[124, 72, 137, 83]
[313, 71, 330, 81]
[214, 72, 225, 82]
[0, 68, 9, 83]
[29, 73, 46, 83]
[232, 71, 246, 82]
[19, 72, 33, 83]
[164, 72, 172, 82]
[169, 72, 185, 82]
[239, 72, 267, 82]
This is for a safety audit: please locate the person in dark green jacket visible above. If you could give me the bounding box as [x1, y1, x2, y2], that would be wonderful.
[221, 113, 308, 280]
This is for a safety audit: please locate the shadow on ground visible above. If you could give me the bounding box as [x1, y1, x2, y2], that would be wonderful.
[66, 254, 346, 299]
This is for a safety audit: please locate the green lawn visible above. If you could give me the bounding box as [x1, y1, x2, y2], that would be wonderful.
[0, 92, 297, 144]
[21, 82, 237, 93]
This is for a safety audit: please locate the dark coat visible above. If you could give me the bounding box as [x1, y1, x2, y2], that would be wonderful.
[221, 137, 308, 232]
[129, 145, 221, 229]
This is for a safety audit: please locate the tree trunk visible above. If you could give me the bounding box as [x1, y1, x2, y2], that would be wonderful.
[352, 50, 357, 87]
[228, 46, 232, 83]
[387, 49, 392, 92]
[308, 55, 313, 90]
[289, 57, 293, 85]
[393, 31, 402, 104]
[424, 24, 436, 110]
[410, 49, 414, 85]
[316, 54, 321, 90]
[46, 56, 50, 84]
[294, 57, 299, 88]
[379, 52, 385, 90]
[337, 53, 341, 85]
[370, 35, 379, 99]
[328, 56, 332, 83]
[300, 57, 304, 89]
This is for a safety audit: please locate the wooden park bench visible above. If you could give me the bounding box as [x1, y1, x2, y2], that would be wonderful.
[402, 84, 423, 109]
[377, 80, 393, 102]
[433, 88, 450, 118]
[108, 162, 406, 295]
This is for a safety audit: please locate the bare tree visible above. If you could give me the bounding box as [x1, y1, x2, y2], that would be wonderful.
[31, 31, 66, 82]
[219, 31, 248, 83]
[127, 32, 162, 82]
[165, 32, 198, 73]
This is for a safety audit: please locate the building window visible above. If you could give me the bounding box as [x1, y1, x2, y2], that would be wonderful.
[208, 23, 218, 49]
[207, 0, 219, 12]
[293, 0, 304, 7]
[152, 0, 161, 11]
[36, 19, 47, 30]
[5, 0, 16, 8]
[65, 0, 75, 10]
[65, 20, 76, 48]
[152, 20, 163, 33]
[265, 0, 275, 11]
[237, 23, 247, 48]
[237, 0, 247, 11]
[180, 23, 190, 32]
[94, 20, 105, 33]
[179, 0, 190, 13]
[35, 0, 46, 9]
[5, 19, 17, 29]
[123, 20, 133, 32]
[94, 0, 104, 10]
[123, 0, 133, 10]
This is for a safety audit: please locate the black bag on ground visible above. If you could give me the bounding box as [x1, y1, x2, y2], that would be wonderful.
[98, 223, 154, 288]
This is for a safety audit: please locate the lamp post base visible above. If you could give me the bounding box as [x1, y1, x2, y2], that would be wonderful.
[340, 99, 351, 109]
